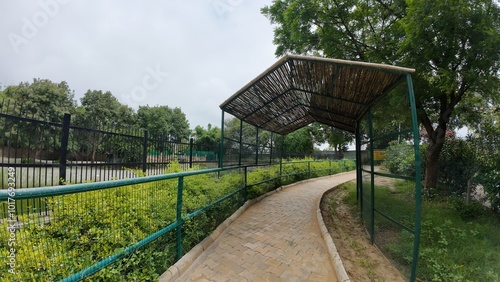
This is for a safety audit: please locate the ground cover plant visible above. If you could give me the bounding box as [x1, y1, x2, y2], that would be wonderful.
[341, 181, 500, 281]
[0, 158, 354, 281]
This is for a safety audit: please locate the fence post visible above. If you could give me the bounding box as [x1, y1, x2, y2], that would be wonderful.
[142, 130, 148, 175]
[243, 166, 248, 203]
[368, 109, 375, 244]
[176, 176, 184, 260]
[407, 73, 422, 282]
[238, 120, 243, 166]
[189, 138, 194, 169]
[59, 113, 71, 185]
[255, 127, 259, 165]
[355, 122, 363, 217]
[269, 133, 273, 164]
[219, 111, 224, 169]
[279, 136, 284, 178]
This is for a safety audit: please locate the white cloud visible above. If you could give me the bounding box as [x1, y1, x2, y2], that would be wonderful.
[0, 0, 278, 129]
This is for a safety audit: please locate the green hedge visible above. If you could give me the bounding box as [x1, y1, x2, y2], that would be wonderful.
[0, 159, 354, 281]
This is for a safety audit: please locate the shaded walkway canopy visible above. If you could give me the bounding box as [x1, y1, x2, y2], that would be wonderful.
[220, 55, 415, 134]
[218, 55, 423, 282]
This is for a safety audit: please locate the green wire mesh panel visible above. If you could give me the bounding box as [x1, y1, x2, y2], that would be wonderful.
[0, 168, 247, 281]
[0, 179, 179, 281]
[358, 78, 421, 280]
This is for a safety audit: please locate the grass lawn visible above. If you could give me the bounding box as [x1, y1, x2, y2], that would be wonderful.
[341, 181, 500, 282]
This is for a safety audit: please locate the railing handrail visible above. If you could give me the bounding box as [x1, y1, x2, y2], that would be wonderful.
[0, 159, 355, 281]
[1, 160, 348, 200]
[0, 165, 241, 200]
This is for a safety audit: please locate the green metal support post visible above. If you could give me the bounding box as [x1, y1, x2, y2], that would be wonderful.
[269, 133, 273, 164]
[355, 122, 363, 216]
[239, 119, 243, 166]
[407, 74, 422, 282]
[243, 166, 248, 202]
[279, 135, 284, 178]
[219, 111, 224, 169]
[368, 109, 375, 244]
[255, 127, 259, 165]
[176, 176, 184, 260]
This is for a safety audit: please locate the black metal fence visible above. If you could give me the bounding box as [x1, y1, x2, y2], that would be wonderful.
[0, 100, 220, 189]
[220, 116, 357, 167]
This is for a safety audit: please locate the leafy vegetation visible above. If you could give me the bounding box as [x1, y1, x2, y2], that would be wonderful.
[262, 0, 500, 190]
[137, 105, 190, 142]
[383, 141, 421, 177]
[341, 181, 500, 282]
[0, 159, 354, 281]
[383, 136, 500, 210]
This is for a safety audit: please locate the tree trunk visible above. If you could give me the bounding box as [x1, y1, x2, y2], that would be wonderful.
[424, 141, 444, 189]
[420, 92, 455, 190]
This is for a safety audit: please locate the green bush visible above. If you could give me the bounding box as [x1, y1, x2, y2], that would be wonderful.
[341, 180, 500, 282]
[438, 138, 477, 196]
[383, 141, 423, 177]
[477, 158, 500, 212]
[0, 159, 352, 281]
[451, 197, 485, 220]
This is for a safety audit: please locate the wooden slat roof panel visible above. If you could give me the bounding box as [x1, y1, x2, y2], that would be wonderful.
[220, 55, 414, 134]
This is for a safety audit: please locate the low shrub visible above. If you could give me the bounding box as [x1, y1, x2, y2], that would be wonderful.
[451, 197, 485, 220]
[340, 180, 500, 282]
[0, 159, 352, 281]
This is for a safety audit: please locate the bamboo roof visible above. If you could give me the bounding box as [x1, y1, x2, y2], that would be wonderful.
[220, 55, 415, 135]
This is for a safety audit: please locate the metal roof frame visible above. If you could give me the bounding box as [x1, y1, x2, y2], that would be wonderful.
[220, 55, 415, 134]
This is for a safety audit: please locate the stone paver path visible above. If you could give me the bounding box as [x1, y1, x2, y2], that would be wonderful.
[165, 172, 356, 282]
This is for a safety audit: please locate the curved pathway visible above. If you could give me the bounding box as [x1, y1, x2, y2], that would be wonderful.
[161, 171, 356, 282]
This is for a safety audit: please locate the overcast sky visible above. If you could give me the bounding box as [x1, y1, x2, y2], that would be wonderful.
[0, 0, 278, 129]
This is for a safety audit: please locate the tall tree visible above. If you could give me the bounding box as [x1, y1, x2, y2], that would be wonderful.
[137, 105, 190, 142]
[76, 90, 136, 162]
[325, 127, 354, 152]
[284, 126, 314, 154]
[78, 90, 135, 126]
[1, 79, 76, 154]
[309, 122, 354, 152]
[194, 123, 221, 152]
[262, 0, 500, 189]
[2, 78, 76, 120]
[401, 0, 500, 188]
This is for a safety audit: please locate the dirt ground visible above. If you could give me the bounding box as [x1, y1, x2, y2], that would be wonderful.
[320, 182, 406, 282]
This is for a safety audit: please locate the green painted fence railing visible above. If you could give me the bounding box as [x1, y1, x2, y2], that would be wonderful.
[0, 159, 355, 281]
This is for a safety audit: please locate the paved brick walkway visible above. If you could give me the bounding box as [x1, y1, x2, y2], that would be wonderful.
[162, 172, 356, 282]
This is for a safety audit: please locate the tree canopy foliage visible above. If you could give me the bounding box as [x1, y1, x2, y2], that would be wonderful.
[137, 105, 190, 142]
[193, 123, 220, 152]
[77, 90, 135, 127]
[0, 79, 193, 140]
[262, 0, 500, 189]
[2, 78, 76, 121]
[223, 116, 354, 157]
